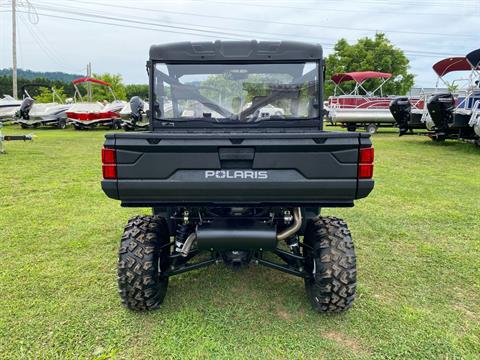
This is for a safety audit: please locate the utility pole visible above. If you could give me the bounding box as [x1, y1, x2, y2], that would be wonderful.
[12, 0, 17, 99]
[87, 62, 92, 102]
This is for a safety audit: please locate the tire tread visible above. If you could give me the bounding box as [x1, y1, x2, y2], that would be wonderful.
[118, 215, 169, 311]
[304, 216, 357, 313]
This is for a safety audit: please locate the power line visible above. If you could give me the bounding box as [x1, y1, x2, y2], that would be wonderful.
[31, 17, 69, 64]
[1, 5, 462, 60]
[293, 0, 479, 7]
[25, 2, 461, 58]
[154, 0, 476, 17]
[37, 0, 475, 39]
[18, 13, 64, 67]
[30, 4, 254, 40]
[31, 0, 350, 42]
[11, 10, 242, 40]
[32, 0, 338, 44]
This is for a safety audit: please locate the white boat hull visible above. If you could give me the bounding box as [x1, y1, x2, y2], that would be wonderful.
[0, 96, 22, 121]
[16, 103, 71, 126]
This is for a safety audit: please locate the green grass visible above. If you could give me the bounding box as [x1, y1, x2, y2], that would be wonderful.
[0, 125, 479, 359]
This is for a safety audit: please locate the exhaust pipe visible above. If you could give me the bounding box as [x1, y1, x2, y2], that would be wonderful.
[179, 207, 302, 257]
[179, 233, 196, 257]
[277, 207, 302, 241]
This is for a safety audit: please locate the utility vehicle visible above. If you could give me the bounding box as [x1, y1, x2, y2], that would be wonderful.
[101, 41, 375, 312]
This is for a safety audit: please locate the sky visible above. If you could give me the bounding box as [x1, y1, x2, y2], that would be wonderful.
[0, 0, 479, 87]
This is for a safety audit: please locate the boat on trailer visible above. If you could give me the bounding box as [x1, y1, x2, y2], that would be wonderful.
[66, 77, 126, 130]
[15, 84, 72, 129]
[426, 49, 480, 142]
[327, 71, 404, 133]
[390, 86, 437, 136]
[0, 95, 22, 122]
[119, 96, 150, 131]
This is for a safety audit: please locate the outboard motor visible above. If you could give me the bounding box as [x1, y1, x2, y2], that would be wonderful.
[17, 97, 35, 120]
[129, 96, 144, 124]
[389, 96, 411, 136]
[427, 93, 455, 134]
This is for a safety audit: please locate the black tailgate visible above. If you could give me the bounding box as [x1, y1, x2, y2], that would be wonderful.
[102, 131, 373, 207]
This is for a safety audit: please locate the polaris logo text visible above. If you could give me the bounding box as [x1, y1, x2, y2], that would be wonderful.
[205, 170, 268, 180]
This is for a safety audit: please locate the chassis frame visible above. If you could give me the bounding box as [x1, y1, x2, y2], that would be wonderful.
[153, 206, 318, 278]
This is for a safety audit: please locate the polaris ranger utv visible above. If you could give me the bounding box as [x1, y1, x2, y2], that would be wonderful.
[101, 41, 375, 313]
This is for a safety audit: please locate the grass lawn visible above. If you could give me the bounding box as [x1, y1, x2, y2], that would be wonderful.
[0, 125, 479, 359]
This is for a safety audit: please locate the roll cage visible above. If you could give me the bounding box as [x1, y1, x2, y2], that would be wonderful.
[147, 40, 324, 129]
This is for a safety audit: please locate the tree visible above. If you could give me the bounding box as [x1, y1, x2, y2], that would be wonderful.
[0, 76, 75, 99]
[34, 86, 68, 103]
[125, 84, 149, 100]
[325, 33, 415, 98]
[0, 68, 82, 82]
[199, 73, 291, 109]
[447, 83, 459, 93]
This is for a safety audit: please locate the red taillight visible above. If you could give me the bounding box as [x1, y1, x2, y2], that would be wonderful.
[358, 147, 374, 179]
[102, 148, 116, 164]
[358, 164, 373, 179]
[102, 165, 117, 179]
[359, 147, 374, 164]
[102, 147, 117, 179]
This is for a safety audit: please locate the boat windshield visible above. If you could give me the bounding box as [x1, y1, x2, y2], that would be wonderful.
[153, 62, 320, 122]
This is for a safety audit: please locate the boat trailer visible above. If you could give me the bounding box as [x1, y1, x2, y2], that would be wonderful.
[0, 123, 34, 154]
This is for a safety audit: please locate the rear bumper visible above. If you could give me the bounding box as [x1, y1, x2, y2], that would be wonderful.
[102, 177, 374, 207]
[101, 131, 375, 208]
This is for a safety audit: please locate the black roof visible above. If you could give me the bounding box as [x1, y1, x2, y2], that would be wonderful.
[466, 48, 480, 68]
[149, 40, 322, 62]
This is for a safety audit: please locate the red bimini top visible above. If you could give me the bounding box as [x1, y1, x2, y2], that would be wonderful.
[431, 57, 473, 77]
[72, 77, 112, 87]
[331, 71, 392, 85]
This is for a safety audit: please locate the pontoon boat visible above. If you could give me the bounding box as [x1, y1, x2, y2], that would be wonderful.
[327, 71, 405, 133]
[426, 50, 480, 141]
